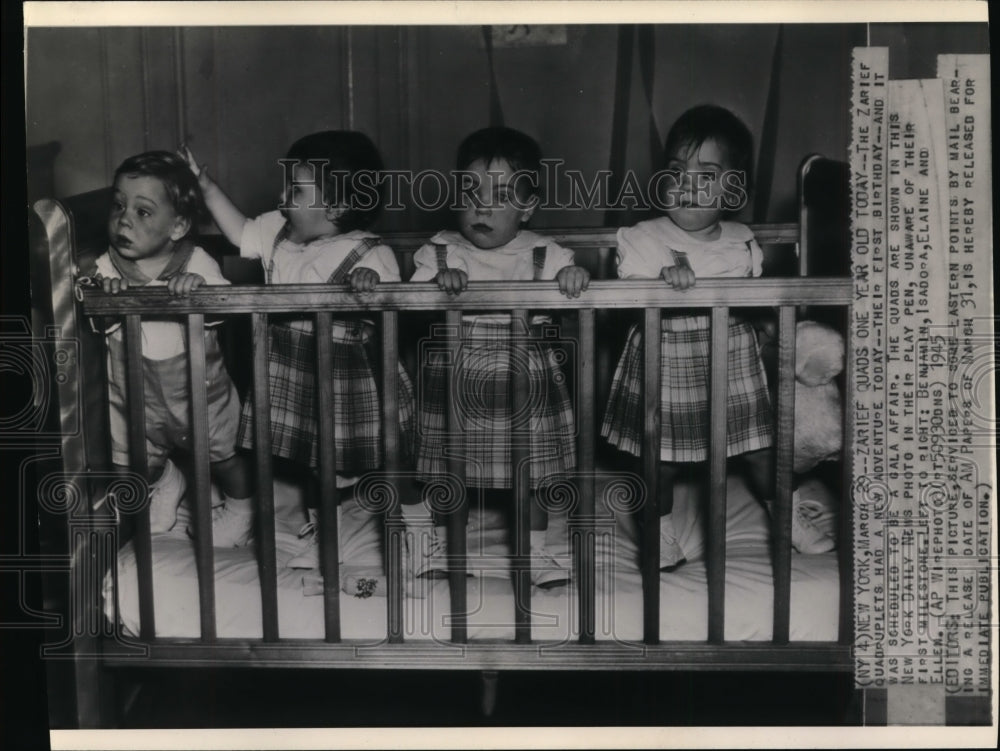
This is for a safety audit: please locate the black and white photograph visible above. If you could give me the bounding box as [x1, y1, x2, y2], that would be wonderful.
[7, 1, 996, 748]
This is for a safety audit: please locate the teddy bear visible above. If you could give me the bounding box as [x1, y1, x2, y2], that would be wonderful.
[756, 318, 845, 474]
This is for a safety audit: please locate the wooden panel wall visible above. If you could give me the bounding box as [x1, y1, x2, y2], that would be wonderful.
[27, 24, 868, 229]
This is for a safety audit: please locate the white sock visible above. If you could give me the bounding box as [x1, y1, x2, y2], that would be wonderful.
[433, 524, 447, 542]
[530, 529, 547, 550]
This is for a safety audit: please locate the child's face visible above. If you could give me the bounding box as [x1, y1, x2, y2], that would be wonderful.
[109, 175, 190, 262]
[280, 163, 341, 243]
[457, 158, 537, 249]
[663, 138, 733, 238]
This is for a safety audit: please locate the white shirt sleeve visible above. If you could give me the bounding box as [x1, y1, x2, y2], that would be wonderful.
[240, 211, 285, 262]
[186, 247, 231, 286]
[353, 243, 402, 283]
[409, 242, 470, 281]
[615, 224, 663, 279]
[541, 241, 577, 280]
[749, 237, 764, 277]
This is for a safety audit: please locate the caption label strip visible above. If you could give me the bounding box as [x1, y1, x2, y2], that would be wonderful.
[850, 48, 994, 710]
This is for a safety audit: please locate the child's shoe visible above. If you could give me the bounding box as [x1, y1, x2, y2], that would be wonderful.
[210, 498, 254, 548]
[187, 496, 254, 548]
[529, 530, 570, 588]
[658, 513, 686, 570]
[789, 492, 835, 554]
[287, 507, 343, 569]
[148, 458, 186, 533]
[767, 492, 835, 554]
[288, 509, 320, 569]
[530, 545, 571, 588]
[406, 524, 449, 579]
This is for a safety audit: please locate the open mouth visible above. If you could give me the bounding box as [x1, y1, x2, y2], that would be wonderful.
[115, 234, 133, 248]
[471, 223, 492, 233]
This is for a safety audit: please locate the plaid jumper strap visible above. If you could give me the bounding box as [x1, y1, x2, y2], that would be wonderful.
[532, 246, 546, 281]
[433, 243, 450, 273]
[327, 237, 382, 283]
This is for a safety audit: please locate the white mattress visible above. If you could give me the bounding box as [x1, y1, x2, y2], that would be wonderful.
[105, 471, 841, 642]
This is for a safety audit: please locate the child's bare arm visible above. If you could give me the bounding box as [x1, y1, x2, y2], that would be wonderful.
[556, 265, 590, 298]
[179, 145, 248, 247]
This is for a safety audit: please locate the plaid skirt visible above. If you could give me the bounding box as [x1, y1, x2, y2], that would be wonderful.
[600, 316, 773, 462]
[415, 318, 576, 489]
[237, 320, 415, 472]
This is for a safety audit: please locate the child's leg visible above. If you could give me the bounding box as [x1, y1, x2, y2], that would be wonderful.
[658, 461, 681, 516]
[212, 453, 254, 501]
[200, 454, 254, 548]
[529, 495, 548, 532]
[741, 447, 775, 503]
[742, 448, 834, 554]
[656, 461, 686, 569]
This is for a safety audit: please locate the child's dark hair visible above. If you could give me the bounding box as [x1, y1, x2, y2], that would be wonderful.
[663, 105, 754, 193]
[284, 130, 385, 232]
[114, 151, 207, 231]
[455, 126, 542, 198]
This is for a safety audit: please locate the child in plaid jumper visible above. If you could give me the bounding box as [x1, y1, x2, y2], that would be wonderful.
[409, 127, 591, 587]
[601, 105, 834, 567]
[182, 132, 425, 580]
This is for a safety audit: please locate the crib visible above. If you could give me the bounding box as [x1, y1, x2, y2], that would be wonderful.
[29, 156, 855, 726]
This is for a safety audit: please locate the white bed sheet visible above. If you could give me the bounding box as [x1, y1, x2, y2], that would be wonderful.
[105, 472, 841, 642]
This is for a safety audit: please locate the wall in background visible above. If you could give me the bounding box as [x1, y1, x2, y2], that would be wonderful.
[26, 23, 985, 233]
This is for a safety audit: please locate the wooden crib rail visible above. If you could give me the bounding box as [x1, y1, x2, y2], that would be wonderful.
[77, 279, 851, 656]
[79, 277, 848, 315]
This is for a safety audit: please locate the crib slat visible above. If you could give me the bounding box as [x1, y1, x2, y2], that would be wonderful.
[124, 314, 155, 640]
[445, 310, 468, 644]
[772, 305, 796, 644]
[187, 314, 217, 642]
[707, 307, 729, 644]
[251, 313, 279, 641]
[577, 308, 596, 645]
[382, 311, 404, 644]
[642, 308, 661, 645]
[315, 313, 341, 642]
[511, 310, 531, 644]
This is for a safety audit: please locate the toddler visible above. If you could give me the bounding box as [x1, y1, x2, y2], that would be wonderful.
[410, 126, 591, 587]
[183, 131, 427, 578]
[600, 105, 835, 567]
[97, 151, 254, 546]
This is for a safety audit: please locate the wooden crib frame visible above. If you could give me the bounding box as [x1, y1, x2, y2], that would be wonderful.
[29, 158, 855, 727]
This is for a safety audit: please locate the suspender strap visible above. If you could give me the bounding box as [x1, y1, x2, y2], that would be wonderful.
[434, 243, 450, 273]
[532, 245, 547, 281]
[669, 247, 692, 272]
[107, 238, 196, 285]
[267, 225, 381, 284]
[265, 223, 294, 284]
[327, 236, 382, 284]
